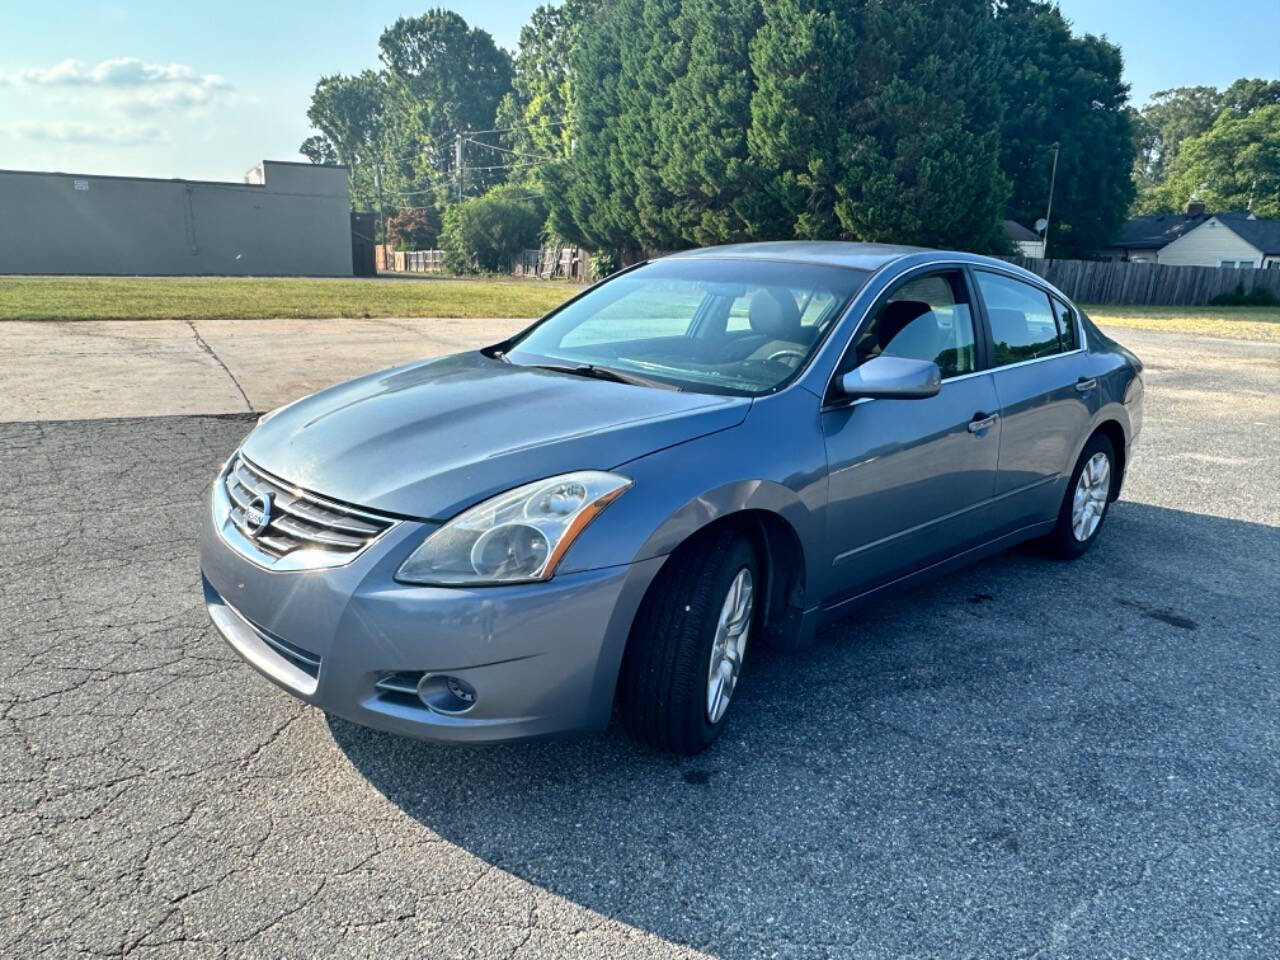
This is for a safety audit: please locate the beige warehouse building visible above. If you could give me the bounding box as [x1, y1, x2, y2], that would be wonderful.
[0, 160, 354, 276]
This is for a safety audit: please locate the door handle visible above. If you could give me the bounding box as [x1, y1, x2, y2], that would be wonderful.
[1075, 377, 1097, 392]
[967, 413, 999, 434]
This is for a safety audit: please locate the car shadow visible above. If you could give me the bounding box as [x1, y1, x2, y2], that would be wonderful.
[328, 501, 1279, 957]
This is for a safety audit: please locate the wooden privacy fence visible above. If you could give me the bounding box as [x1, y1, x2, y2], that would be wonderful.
[1003, 256, 1280, 306]
[514, 245, 596, 283]
[375, 246, 445, 273]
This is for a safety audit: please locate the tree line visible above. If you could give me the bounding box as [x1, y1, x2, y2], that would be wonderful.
[1131, 79, 1280, 219]
[302, 1, 1275, 268]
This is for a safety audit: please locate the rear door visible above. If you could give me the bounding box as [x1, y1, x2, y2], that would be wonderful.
[821, 269, 1001, 597]
[971, 270, 1099, 530]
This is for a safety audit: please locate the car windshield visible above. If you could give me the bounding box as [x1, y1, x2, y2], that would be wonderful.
[504, 258, 869, 395]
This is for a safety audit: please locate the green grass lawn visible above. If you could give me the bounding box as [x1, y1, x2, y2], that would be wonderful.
[0, 275, 578, 322]
[2, 275, 1277, 343]
[1084, 304, 1280, 343]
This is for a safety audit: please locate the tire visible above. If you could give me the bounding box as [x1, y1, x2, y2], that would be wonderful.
[619, 531, 760, 755]
[1046, 432, 1116, 559]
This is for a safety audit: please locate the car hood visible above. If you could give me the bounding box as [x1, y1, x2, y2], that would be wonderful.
[241, 351, 751, 520]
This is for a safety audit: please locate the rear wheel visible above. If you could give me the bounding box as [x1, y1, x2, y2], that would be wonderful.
[1046, 433, 1116, 558]
[619, 531, 759, 755]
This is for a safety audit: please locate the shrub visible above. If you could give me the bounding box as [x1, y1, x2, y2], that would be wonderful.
[386, 206, 442, 251]
[440, 187, 545, 273]
[1208, 283, 1280, 307]
[588, 249, 619, 280]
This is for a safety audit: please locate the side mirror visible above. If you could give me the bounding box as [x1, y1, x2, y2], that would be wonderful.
[839, 356, 941, 400]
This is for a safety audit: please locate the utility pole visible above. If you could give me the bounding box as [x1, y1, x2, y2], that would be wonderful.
[455, 133, 464, 201]
[1042, 141, 1060, 260]
[373, 162, 386, 247]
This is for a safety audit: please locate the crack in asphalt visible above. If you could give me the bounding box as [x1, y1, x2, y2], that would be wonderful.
[183, 319, 253, 413]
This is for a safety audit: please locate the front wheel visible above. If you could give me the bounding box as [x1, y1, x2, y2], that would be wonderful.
[619, 531, 759, 755]
[1046, 433, 1116, 559]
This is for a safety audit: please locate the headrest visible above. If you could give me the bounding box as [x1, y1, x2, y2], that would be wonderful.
[877, 300, 933, 349]
[988, 308, 1028, 345]
[748, 288, 802, 340]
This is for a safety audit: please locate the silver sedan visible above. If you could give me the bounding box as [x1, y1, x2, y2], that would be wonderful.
[200, 242, 1143, 754]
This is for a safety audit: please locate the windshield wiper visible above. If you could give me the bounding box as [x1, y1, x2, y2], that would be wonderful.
[528, 363, 680, 391]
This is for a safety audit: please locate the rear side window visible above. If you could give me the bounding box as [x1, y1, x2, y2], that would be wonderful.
[1051, 297, 1079, 351]
[974, 272, 1067, 365]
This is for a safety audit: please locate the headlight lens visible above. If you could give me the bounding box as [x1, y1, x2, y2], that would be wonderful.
[396, 471, 632, 585]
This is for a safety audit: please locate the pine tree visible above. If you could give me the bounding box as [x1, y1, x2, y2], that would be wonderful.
[834, 0, 1009, 252]
[653, 0, 784, 244]
[995, 0, 1135, 258]
[747, 0, 854, 239]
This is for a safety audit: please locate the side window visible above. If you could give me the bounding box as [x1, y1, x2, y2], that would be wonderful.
[1051, 297, 1079, 352]
[974, 272, 1063, 365]
[847, 271, 978, 378]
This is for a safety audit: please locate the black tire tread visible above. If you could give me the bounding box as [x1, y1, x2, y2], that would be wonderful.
[620, 530, 756, 754]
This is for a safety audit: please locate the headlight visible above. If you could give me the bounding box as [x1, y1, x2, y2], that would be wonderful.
[396, 471, 632, 585]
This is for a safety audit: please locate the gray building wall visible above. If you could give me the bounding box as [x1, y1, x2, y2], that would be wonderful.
[0, 160, 353, 276]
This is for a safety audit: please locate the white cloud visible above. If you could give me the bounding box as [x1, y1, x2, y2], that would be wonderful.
[3, 122, 166, 145]
[1, 58, 231, 115]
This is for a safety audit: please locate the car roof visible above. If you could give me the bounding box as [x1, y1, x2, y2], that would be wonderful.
[662, 240, 1025, 274]
[663, 241, 922, 272]
[658, 240, 1069, 302]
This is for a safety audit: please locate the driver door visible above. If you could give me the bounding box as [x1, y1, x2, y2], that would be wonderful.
[821, 269, 1001, 598]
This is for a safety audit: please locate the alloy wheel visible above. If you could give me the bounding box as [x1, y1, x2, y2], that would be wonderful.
[1071, 451, 1111, 541]
[706, 567, 753, 724]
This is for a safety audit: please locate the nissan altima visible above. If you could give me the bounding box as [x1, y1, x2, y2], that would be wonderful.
[200, 242, 1143, 754]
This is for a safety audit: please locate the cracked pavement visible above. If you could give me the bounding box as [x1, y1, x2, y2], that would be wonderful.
[1, 328, 1277, 958]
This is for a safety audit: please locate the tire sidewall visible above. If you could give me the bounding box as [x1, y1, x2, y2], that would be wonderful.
[1054, 433, 1116, 557]
[689, 540, 760, 749]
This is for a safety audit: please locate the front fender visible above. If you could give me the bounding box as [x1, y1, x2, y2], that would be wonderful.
[557, 388, 830, 603]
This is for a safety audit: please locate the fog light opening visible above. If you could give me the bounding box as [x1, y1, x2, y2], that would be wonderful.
[416, 673, 477, 715]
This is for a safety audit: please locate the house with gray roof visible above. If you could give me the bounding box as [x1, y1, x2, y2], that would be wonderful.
[1104, 202, 1280, 269]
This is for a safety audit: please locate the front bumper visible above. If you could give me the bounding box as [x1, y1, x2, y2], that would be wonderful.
[199, 482, 663, 744]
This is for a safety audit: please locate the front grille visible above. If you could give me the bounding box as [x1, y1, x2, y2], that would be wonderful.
[222, 454, 395, 567]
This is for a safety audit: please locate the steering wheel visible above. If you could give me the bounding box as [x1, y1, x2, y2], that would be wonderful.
[765, 348, 806, 367]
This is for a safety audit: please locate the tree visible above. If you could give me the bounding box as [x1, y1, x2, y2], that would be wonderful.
[500, 0, 596, 162]
[1132, 85, 1221, 189]
[1150, 105, 1280, 218]
[1221, 77, 1280, 116]
[301, 71, 386, 211]
[440, 185, 546, 272]
[752, 0, 1010, 250]
[386, 206, 443, 250]
[1130, 78, 1280, 212]
[833, 0, 1009, 252]
[748, 0, 856, 239]
[378, 8, 513, 192]
[299, 135, 339, 166]
[651, 0, 785, 244]
[553, 0, 1010, 255]
[548, 0, 647, 255]
[994, 0, 1135, 258]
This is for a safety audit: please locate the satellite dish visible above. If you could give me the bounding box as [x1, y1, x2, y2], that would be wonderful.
[1034, 218, 1048, 233]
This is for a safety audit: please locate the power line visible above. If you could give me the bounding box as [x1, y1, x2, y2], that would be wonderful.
[465, 120, 568, 136]
[462, 136, 554, 163]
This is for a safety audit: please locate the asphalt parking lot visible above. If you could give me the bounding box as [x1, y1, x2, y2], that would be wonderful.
[1, 327, 1277, 958]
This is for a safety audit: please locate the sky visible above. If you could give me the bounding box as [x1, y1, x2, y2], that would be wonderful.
[1, 0, 1277, 181]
